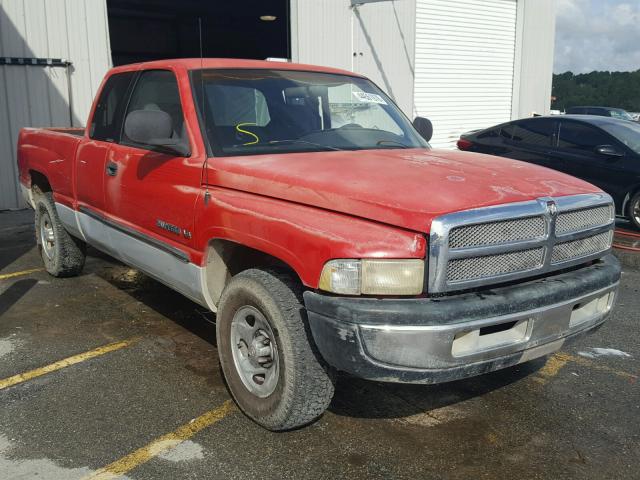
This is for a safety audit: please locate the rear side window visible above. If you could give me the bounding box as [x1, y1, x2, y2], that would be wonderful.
[477, 128, 499, 139]
[122, 70, 188, 148]
[587, 108, 605, 116]
[512, 119, 556, 146]
[89, 72, 135, 142]
[558, 121, 611, 151]
[500, 124, 516, 140]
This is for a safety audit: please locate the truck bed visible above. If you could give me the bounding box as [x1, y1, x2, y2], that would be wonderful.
[17, 127, 86, 205]
[42, 127, 85, 137]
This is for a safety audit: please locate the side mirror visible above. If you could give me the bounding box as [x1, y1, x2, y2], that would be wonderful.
[124, 110, 189, 156]
[413, 116, 433, 143]
[595, 144, 624, 158]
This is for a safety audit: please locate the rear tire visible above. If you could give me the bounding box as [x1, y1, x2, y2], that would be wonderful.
[628, 191, 640, 231]
[33, 188, 86, 277]
[217, 268, 335, 431]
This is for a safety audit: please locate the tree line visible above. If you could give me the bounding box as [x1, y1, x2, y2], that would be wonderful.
[552, 70, 640, 112]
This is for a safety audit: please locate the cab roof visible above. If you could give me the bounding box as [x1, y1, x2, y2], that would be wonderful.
[109, 58, 362, 78]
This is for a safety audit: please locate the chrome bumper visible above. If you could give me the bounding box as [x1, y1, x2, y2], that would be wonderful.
[304, 255, 620, 384]
[357, 284, 616, 370]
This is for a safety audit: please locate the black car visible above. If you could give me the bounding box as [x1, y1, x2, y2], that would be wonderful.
[457, 115, 640, 229]
[566, 106, 635, 122]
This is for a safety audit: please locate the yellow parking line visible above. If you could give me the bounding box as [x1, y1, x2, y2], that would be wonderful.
[558, 352, 638, 383]
[0, 268, 43, 280]
[83, 400, 235, 480]
[0, 338, 139, 391]
[533, 354, 570, 384]
[533, 352, 638, 385]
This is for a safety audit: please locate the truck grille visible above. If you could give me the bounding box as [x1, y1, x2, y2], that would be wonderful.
[551, 230, 614, 264]
[428, 194, 615, 293]
[556, 205, 614, 235]
[447, 247, 545, 282]
[449, 217, 545, 249]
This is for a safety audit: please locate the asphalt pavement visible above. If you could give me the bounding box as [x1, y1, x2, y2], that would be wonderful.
[1, 209, 638, 480]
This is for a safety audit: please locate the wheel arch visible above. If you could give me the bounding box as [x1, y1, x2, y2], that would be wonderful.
[201, 238, 304, 311]
[621, 185, 640, 217]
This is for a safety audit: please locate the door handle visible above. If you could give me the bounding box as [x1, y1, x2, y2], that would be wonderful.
[106, 161, 118, 176]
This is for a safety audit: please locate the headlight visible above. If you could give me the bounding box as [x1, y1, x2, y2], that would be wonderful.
[319, 259, 424, 295]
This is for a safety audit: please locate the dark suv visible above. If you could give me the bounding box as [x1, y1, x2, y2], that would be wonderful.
[566, 106, 635, 122]
[458, 115, 640, 229]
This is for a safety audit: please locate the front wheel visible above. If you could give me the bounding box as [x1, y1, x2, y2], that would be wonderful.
[217, 268, 335, 431]
[628, 191, 640, 230]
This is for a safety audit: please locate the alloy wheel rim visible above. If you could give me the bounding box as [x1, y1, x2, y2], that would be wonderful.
[634, 199, 640, 226]
[230, 305, 279, 398]
[40, 212, 55, 260]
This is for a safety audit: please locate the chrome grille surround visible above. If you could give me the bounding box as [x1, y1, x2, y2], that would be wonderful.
[428, 193, 615, 293]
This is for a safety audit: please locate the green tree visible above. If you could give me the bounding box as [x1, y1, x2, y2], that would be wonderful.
[552, 70, 640, 112]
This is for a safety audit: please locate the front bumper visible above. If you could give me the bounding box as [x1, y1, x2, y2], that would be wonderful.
[304, 254, 621, 384]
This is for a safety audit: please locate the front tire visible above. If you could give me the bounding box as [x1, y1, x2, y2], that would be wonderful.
[217, 268, 335, 431]
[628, 191, 640, 230]
[33, 188, 86, 277]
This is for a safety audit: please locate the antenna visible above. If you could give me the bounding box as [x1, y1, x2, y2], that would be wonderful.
[199, 17, 211, 205]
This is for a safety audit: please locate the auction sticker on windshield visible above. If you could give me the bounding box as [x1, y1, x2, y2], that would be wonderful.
[352, 91, 387, 105]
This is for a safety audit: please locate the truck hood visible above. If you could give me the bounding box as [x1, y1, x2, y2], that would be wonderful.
[210, 148, 601, 233]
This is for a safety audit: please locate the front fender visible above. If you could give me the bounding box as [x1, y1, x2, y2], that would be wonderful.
[194, 187, 427, 288]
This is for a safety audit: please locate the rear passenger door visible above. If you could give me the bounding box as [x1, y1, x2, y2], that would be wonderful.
[499, 118, 558, 169]
[76, 71, 135, 253]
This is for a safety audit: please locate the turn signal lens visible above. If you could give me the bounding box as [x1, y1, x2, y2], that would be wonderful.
[318, 260, 361, 295]
[318, 259, 424, 295]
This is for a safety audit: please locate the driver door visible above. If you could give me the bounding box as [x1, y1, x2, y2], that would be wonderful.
[103, 69, 202, 267]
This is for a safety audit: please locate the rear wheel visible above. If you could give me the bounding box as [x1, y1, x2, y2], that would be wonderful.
[217, 268, 335, 431]
[33, 188, 86, 277]
[628, 191, 640, 230]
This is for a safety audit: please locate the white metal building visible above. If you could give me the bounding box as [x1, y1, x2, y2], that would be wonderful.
[0, 0, 556, 210]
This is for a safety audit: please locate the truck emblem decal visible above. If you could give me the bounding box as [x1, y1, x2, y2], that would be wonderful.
[156, 219, 181, 235]
[546, 201, 558, 217]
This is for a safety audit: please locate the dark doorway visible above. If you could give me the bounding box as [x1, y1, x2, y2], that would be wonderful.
[107, 0, 289, 66]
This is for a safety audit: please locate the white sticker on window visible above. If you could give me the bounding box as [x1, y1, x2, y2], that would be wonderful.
[352, 91, 387, 105]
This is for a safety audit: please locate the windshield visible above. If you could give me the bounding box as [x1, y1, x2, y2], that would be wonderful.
[191, 69, 428, 155]
[610, 109, 634, 121]
[601, 121, 640, 154]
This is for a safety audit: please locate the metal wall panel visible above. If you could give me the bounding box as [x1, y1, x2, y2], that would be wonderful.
[511, 0, 556, 119]
[290, 0, 416, 116]
[0, 0, 111, 209]
[413, 0, 518, 149]
[290, 0, 354, 72]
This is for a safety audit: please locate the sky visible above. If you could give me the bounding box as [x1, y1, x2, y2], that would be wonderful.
[554, 0, 640, 73]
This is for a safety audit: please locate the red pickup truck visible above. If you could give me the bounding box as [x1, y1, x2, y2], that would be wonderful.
[18, 59, 620, 430]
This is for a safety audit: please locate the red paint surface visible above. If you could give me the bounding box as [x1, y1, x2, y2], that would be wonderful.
[17, 59, 603, 288]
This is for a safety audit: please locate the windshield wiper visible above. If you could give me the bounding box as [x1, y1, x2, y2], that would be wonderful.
[267, 139, 343, 151]
[376, 139, 411, 149]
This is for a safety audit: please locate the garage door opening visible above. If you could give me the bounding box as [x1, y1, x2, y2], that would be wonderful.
[107, 0, 289, 66]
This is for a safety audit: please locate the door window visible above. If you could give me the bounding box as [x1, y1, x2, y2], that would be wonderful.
[122, 70, 188, 149]
[89, 72, 136, 142]
[511, 119, 556, 146]
[558, 121, 612, 151]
